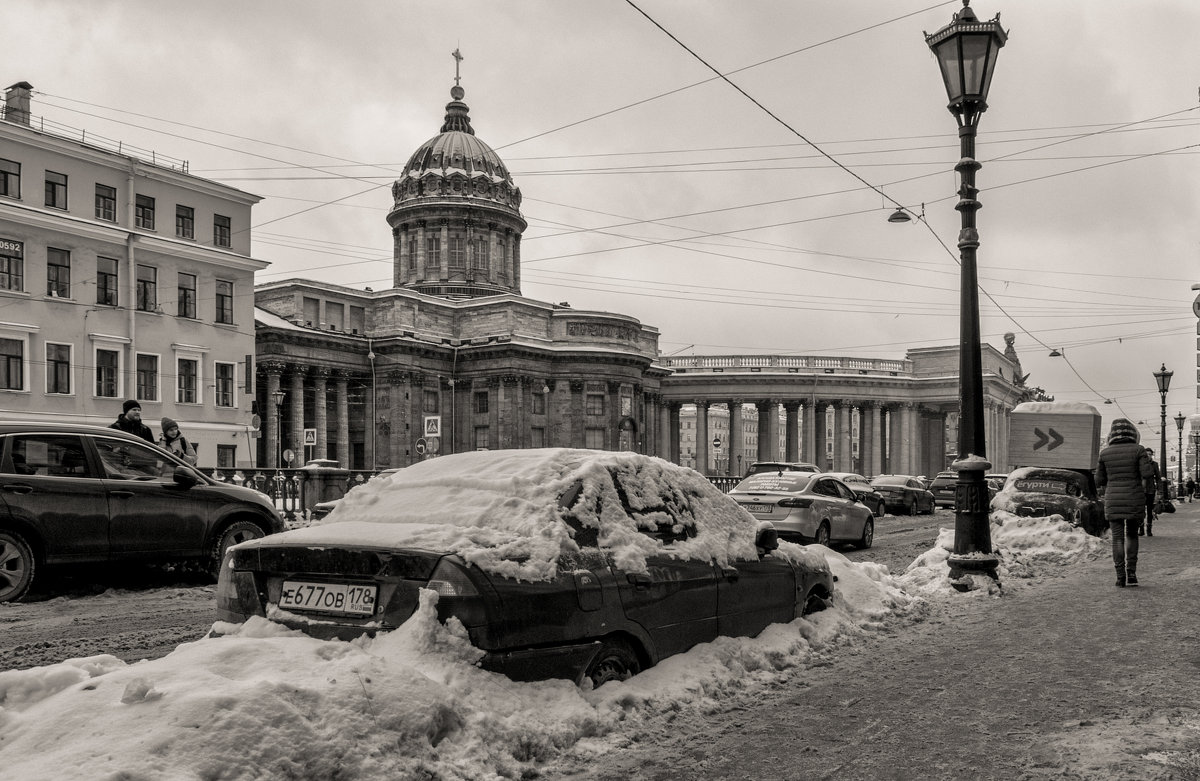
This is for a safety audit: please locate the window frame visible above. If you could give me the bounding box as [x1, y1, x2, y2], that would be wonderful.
[136, 264, 157, 311]
[95, 183, 117, 222]
[136, 353, 159, 402]
[176, 355, 200, 404]
[424, 236, 440, 270]
[422, 389, 439, 414]
[473, 390, 489, 415]
[213, 214, 231, 247]
[0, 158, 19, 199]
[448, 236, 466, 269]
[44, 170, 67, 210]
[0, 333, 27, 392]
[96, 256, 118, 306]
[177, 272, 197, 319]
[45, 341, 72, 395]
[585, 392, 605, 416]
[134, 194, 156, 230]
[46, 247, 70, 298]
[214, 361, 236, 408]
[94, 347, 120, 398]
[215, 279, 234, 324]
[175, 204, 195, 240]
[0, 238, 24, 292]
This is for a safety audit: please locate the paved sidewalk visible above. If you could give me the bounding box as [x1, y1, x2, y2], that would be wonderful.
[572, 504, 1200, 780]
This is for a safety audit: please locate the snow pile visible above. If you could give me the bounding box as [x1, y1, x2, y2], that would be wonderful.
[0, 486, 1108, 780]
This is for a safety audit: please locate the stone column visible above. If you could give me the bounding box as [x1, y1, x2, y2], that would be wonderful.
[668, 401, 682, 464]
[335, 371, 350, 468]
[784, 401, 800, 463]
[416, 221, 427, 282]
[313, 368, 329, 460]
[802, 400, 817, 464]
[439, 219, 449, 279]
[262, 362, 284, 468]
[868, 401, 884, 477]
[694, 400, 710, 475]
[729, 400, 745, 477]
[288, 368, 305, 467]
[570, 380, 585, 448]
[388, 370, 409, 467]
[833, 401, 851, 471]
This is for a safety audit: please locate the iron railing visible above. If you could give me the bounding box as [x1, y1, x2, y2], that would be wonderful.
[200, 468, 385, 523]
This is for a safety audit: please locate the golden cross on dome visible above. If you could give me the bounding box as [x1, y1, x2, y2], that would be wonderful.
[452, 48, 463, 87]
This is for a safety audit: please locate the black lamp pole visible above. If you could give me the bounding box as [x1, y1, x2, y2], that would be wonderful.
[1154, 364, 1172, 496]
[1174, 411, 1186, 486]
[272, 389, 286, 469]
[924, 0, 1007, 588]
[1192, 432, 1199, 484]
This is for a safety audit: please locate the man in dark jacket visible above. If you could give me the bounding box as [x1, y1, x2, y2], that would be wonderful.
[1142, 450, 1161, 536]
[109, 399, 155, 444]
[1096, 418, 1156, 587]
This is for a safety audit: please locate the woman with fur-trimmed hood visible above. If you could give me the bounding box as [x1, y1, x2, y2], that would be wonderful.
[1096, 418, 1155, 587]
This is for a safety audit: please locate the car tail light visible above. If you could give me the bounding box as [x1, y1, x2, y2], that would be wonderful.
[778, 497, 814, 508]
[427, 559, 481, 597]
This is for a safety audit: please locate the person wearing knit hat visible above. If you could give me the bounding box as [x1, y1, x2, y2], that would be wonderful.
[1141, 447, 1162, 536]
[158, 417, 197, 466]
[108, 399, 154, 443]
[1096, 417, 1156, 587]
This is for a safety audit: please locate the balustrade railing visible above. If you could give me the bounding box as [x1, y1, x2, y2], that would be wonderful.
[201, 468, 385, 524]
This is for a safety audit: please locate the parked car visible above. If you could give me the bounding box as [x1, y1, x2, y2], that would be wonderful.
[821, 472, 886, 517]
[869, 474, 935, 516]
[928, 470, 958, 508]
[729, 471, 875, 548]
[744, 461, 821, 477]
[214, 448, 836, 688]
[990, 466, 1105, 536]
[311, 468, 403, 519]
[0, 422, 285, 603]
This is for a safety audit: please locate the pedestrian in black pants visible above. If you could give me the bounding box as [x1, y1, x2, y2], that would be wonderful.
[1142, 448, 1160, 536]
[1096, 419, 1156, 587]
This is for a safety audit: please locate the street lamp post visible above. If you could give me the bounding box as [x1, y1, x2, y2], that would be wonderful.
[1153, 364, 1172, 497]
[1174, 411, 1185, 487]
[271, 389, 286, 469]
[1192, 432, 1200, 485]
[924, 0, 1007, 588]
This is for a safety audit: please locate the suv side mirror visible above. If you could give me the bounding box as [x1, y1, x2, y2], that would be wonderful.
[173, 465, 199, 488]
[755, 522, 779, 556]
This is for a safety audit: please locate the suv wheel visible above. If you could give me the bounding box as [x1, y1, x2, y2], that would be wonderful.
[210, 521, 266, 576]
[813, 522, 831, 547]
[584, 638, 641, 688]
[0, 530, 35, 603]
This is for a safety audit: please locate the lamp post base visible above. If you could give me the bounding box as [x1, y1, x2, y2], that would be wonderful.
[948, 456, 1001, 592]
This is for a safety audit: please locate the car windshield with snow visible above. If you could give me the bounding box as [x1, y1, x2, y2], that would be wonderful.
[214, 448, 836, 688]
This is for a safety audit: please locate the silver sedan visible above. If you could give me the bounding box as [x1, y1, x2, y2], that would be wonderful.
[729, 471, 875, 548]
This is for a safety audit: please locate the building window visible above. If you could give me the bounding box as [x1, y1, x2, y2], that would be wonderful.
[137, 354, 158, 401]
[0, 159, 19, 198]
[215, 362, 235, 407]
[46, 343, 71, 394]
[497, 239, 507, 281]
[531, 427, 545, 448]
[474, 426, 489, 450]
[217, 444, 236, 468]
[0, 239, 23, 291]
[213, 214, 231, 247]
[471, 237, 488, 271]
[0, 338, 23, 390]
[586, 393, 605, 416]
[95, 349, 119, 398]
[424, 236, 440, 270]
[473, 390, 488, 414]
[532, 391, 546, 415]
[407, 236, 417, 271]
[215, 280, 233, 324]
[175, 205, 194, 239]
[135, 194, 155, 230]
[95, 184, 116, 222]
[585, 428, 605, 450]
[96, 257, 118, 306]
[448, 237, 466, 269]
[44, 171, 67, 210]
[136, 265, 156, 311]
[47, 247, 70, 298]
[177, 358, 198, 403]
[423, 389, 439, 414]
[177, 273, 197, 318]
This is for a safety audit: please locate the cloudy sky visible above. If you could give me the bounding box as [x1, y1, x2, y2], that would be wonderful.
[8, 1, 1200, 447]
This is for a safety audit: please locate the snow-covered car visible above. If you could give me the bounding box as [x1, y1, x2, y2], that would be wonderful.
[991, 466, 1105, 536]
[728, 471, 875, 548]
[214, 448, 836, 688]
[310, 468, 402, 519]
[868, 474, 935, 516]
[821, 472, 886, 517]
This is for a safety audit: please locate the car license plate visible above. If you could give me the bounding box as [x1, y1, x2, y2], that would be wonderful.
[279, 580, 377, 617]
[742, 503, 772, 513]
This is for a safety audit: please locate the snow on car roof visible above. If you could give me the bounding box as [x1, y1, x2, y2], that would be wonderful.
[245, 448, 825, 582]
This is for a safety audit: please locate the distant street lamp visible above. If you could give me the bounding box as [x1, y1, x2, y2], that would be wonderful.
[924, 0, 1007, 588]
[1154, 364, 1172, 496]
[1174, 411, 1186, 485]
[271, 389, 286, 469]
[1192, 431, 1200, 484]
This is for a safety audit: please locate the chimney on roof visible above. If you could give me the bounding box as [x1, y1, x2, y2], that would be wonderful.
[4, 82, 32, 125]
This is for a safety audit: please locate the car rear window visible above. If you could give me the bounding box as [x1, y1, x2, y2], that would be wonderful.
[871, 476, 908, 487]
[733, 472, 814, 493]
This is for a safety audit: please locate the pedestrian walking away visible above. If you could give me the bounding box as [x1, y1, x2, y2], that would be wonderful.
[158, 416, 197, 465]
[108, 399, 155, 444]
[1187, 476, 1197, 503]
[1096, 418, 1156, 587]
[1142, 447, 1160, 536]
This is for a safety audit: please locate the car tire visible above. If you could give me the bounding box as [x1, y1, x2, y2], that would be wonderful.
[857, 518, 874, 549]
[813, 522, 831, 547]
[0, 529, 35, 603]
[210, 520, 266, 576]
[584, 638, 641, 688]
[801, 586, 828, 616]
[874, 499, 885, 518]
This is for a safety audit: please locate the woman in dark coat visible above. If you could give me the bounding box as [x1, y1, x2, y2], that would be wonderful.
[1095, 418, 1156, 587]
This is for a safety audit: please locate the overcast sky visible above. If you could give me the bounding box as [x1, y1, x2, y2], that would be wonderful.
[8, 0, 1200, 451]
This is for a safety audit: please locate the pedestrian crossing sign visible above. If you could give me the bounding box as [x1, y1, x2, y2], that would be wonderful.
[424, 416, 441, 437]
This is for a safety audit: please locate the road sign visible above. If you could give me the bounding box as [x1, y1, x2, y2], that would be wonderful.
[303, 428, 316, 446]
[1193, 292, 1200, 319]
[1008, 409, 1101, 470]
[415, 437, 427, 455]
[424, 415, 442, 437]
[428, 437, 441, 454]
[712, 436, 722, 450]
[282, 448, 295, 464]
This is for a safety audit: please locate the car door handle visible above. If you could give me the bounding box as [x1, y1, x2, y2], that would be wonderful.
[721, 566, 739, 581]
[626, 572, 652, 590]
[2, 484, 32, 494]
[108, 490, 134, 498]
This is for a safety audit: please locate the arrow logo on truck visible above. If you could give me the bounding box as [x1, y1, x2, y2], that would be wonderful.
[1033, 427, 1064, 451]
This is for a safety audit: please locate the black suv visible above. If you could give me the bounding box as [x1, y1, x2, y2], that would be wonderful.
[928, 471, 958, 508]
[0, 422, 285, 602]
